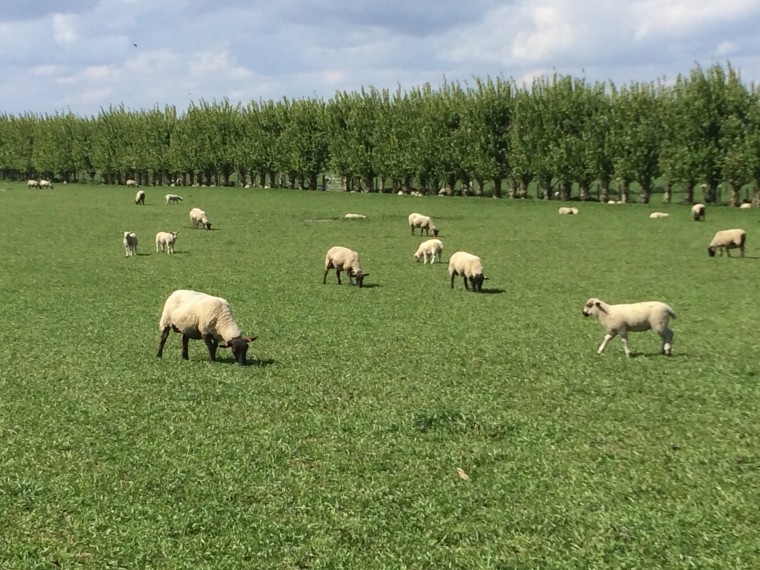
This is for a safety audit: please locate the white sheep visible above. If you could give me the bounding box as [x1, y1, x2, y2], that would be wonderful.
[156, 289, 256, 365]
[39, 179, 53, 189]
[408, 212, 439, 237]
[323, 246, 369, 287]
[165, 193, 183, 205]
[707, 229, 746, 257]
[155, 231, 178, 254]
[122, 231, 138, 257]
[649, 212, 669, 219]
[126, 179, 138, 187]
[558, 207, 579, 215]
[189, 207, 212, 230]
[135, 190, 145, 205]
[344, 213, 367, 220]
[582, 297, 676, 357]
[448, 251, 487, 292]
[691, 203, 706, 221]
[739, 202, 753, 209]
[414, 239, 444, 264]
[27, 179, 40, 189]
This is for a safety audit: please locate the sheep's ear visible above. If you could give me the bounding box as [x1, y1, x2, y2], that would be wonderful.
[244, 336, 257, 343]
[595, 301, 607, 313]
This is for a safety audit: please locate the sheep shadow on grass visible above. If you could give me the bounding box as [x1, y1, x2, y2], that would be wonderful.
[213, 356, 276, 367]
[479, 288, 505, 295]
[628, 352, 688, 359]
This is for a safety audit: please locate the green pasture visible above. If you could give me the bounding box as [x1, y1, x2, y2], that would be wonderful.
[0, 182, 759, 568]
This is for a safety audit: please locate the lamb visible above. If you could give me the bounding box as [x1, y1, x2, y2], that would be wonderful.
[408, 212, 439, 237]
[448, 251, 487, 292]
[27, 179, 40, 189]
[126, 179, 139, 187]
[558, 207, 579, 215]
[414, 239, 444, 264]
[156, 289, 256, 365]
[582, 297, 676, 357]
[189, 207, 212, 230]
[122, 231, 138, 257]
[155, 231, 178, 254]
[707, 229, 746, 257]
[135, 190, 145, 205]
[691, 203, 706, 221]
[649, 212, 669, 219]
[165, 193, 183, 205]
[323, 246, 369, 287]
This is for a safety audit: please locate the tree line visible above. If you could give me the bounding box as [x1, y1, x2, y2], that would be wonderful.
[1, 62, 758, 206]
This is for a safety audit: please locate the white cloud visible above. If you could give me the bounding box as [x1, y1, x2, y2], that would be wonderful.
[52, 13, 79, 44]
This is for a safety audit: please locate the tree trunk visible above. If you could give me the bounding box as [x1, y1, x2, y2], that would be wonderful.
[558, 181, 571, 201]
[640, 181, 651, 204]
[619, 180, 630, 203]
[507, 177, 517, 199]
[579, 180, 589, 201]
[493, 178, 502, 198]
[683, 182, 694, 204]
[753, 189, 760, 208]
[729, 182, 741, 207]
[704, 183, 718, 204]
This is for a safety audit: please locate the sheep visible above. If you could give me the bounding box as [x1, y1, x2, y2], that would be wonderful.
[323, 246, 369, 287]
[707, 229, 746, 257]
[691, 203, 706, 221]
[39, 179, 53, 189]
[739, 202, 753, 209]
[344, 213, 367, 220]
[408, 212, 439, 237]
[156, 289, 256, 365]
[27, 179, 40, 189]
[165, 193, 183, 205]
[414, 239, 444, 264]
[558, 207, 579, 215]
[155, 231, 178, 254]
[649, 212, 669, 219]
[122, 231, 138, 257]
[582, 297, 676, 357]
[135, 190, 145, 205]
[126, 179, 138, 187]
[448, 251, 487, 292]
[189, 207, 212, 230]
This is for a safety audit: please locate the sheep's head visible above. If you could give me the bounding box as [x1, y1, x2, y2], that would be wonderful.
[352, 271, 369, 287]
[222, 336, 257, 365]
[414, 253, 422, 262]
[203, 221, 212, 230]
[707, 247, 716, 257]
[582, 298, 605, 316]
[431, 227, 439, 237]
[471, 273, 485, 292]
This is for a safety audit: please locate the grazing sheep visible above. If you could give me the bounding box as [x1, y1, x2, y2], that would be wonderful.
[448, 251, 486, 292]
[582, 297, 676, 357]
[189, 207, 212, 230]
[691, 203, 706, 221]
[649, 212, 669, 219]
[122, 231, 138, 257]
[323, 246, 369, 287]
[156, 289, 256, 365]
[39, 179, 53, 189]
[408, 212, 439, 237]
[707, 229, 746, 257]
[558, 207, 579, 215]
[27, 179, 40, 189]
[739, 202, 753, 209]
[155, 231, 178, 254]
[135, 190, 145, 205]
[344, 213, 367, 219]
[165, 193, 183, 204]
[126, 179, 138, 187]
[414, 239, 444, 264]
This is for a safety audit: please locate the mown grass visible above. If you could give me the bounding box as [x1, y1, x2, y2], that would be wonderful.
[0, 182, 759, 569]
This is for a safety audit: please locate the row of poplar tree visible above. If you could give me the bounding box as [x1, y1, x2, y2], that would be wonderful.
[1, 62, 759, 205]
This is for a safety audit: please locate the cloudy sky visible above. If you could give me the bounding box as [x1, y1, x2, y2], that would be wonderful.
[2, 0, 760, 116]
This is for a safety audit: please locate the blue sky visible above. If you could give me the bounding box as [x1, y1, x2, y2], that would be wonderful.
[2, 0, 760, 116]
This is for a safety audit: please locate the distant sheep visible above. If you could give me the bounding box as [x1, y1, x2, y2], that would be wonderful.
[122, 231, 138, 257]
[582, 297, 676, 357]
[739, 202, 753, 209]
[344, 213, 367, 219]
[408, 213, 439, 237]
[707, 229, 746, 257]
[155, 231, 178, 254]
[691, 203, 706, 221]
[126, 179, 138, 187]
[165, 193, 183, 205]
[558, 207, 579, 215]
[39, 179, 53, 189]
[27, 179, 40, 189]
[414, 239, 444, 264]
[156, 289, 256, 365]
[448, 251, 486, 292]
[189, 207, 212, 230]
[649, 212, 669, 219]
[323, 246, 369, 287]
[135, 190, 145, 205]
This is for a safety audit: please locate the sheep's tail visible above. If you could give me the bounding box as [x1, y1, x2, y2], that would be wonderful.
[667, 306, 677, 319]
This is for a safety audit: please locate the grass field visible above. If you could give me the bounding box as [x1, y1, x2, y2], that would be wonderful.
[1, 182, 759, 568]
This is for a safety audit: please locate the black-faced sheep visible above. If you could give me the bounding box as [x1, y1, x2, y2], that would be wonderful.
[190, 207, 212, 230]
[135, 190, 145, 205]
[691, 203, 706, 221]
[448, 251, 486, 292]
[323, 246, 369, 287]
[156, 289, 256, 365]
[122, 231, 138, 257]
[707, 229, 746, 257]
[582, 297, 676, 357]
[408, 213, 439, 237]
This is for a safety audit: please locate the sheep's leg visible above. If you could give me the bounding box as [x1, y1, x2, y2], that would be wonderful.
[463, 275, 470, 290]
[203, 335, 218, 361]
[619, 331, 631, 357]
[410, 225, 415, 236]
[661, 328, 673, 356]
[181, 335, 190, 360]
[322, 268, 330, 285]
[156, 327, 172, 358]
[597, 331, 617, 354]
[336, 268, 342, 285]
